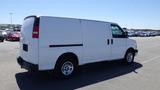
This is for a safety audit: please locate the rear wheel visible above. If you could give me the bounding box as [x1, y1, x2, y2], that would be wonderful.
[124, 50, 135, 64]
[55, 56, 77, 79]
[61, 61, 74, 76]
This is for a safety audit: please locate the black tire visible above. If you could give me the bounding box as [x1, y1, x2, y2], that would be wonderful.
[55, 56, 77, 79]
[0, 39, 4, 42]
[2, 39, 4, 42]
[124, 50, 135, 64]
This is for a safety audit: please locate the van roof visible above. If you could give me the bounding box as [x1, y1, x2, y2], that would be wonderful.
[25, 15, 118, 25]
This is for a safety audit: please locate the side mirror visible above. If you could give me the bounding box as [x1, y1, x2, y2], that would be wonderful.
[124, 31, 128, 38]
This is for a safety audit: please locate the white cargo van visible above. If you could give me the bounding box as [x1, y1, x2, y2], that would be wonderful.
[17, 16, 138, 78]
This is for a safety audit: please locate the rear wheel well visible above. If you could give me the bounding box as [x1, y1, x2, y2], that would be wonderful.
[55, 52, 79, 68]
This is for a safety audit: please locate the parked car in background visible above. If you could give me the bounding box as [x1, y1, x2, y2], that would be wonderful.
[149, 32, 157, 36]
[6, 31, 20, 41]
[2, 30, 7, 38]
[127, 31, 136, 37]
[5, 30, 14, 35]
[0, 30, 5, 42]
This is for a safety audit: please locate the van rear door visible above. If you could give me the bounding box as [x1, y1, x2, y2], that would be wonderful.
[20, 16, 39, 64]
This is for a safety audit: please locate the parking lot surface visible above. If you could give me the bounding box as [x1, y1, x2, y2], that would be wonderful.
[0, 37, 160, 90]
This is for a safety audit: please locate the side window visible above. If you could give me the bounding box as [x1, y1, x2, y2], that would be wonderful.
[111, 24, 125, 38]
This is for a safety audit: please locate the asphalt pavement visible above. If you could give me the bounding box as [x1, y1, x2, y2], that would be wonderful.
[0, 37, 160, 90]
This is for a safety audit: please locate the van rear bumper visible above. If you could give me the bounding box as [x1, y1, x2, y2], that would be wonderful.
[17, 56, 38, 71]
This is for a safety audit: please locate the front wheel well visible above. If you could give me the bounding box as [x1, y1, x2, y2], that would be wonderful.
[125, 48, 135, 56]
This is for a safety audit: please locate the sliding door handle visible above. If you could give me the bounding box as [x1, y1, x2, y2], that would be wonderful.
[107, 39, 110, 45]
[111, 39, 113, 44]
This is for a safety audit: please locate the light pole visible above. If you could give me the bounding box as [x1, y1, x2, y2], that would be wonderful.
[9, 13, 13, 25]
[9, 13, 13, 30]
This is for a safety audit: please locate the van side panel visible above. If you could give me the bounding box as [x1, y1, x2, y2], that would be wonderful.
[38, 17, 83, 70]
[82, 20, 112, 63]
[20, 17, 39, 64]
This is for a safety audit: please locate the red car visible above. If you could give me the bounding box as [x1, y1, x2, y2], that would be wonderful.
[6, 31, 20, 41]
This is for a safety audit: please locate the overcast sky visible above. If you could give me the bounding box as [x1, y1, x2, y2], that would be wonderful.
[0, 0, 160, 29]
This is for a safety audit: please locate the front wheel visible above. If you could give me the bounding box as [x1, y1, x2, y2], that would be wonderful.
[124, 50, 135, 64]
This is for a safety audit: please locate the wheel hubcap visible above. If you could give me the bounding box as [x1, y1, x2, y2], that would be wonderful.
[61, 61, 74, 76]
[127, 53, 134, 62]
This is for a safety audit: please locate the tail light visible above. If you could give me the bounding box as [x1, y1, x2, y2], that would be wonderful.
[32, 17, 39, 38]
